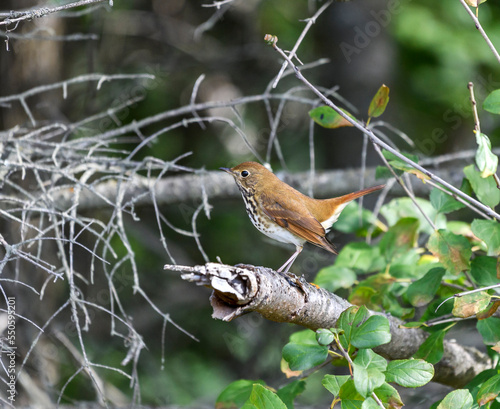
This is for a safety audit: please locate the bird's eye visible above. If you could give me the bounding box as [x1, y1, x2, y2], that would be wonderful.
[241, 170, 249, 177]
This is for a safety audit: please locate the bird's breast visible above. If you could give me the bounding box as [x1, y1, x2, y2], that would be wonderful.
[241, 194, 305, 247]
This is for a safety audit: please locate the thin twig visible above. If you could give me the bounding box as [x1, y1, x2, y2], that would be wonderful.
[335, 335, 385, 408]
[468, 82, 481, 136]
[308, 117, 316, 198]
[267, 38, 500, 222]
[373, 141, 437, 231]
[469, 82, 500, 189]
[190, 74, 207, 130]
[201, 0, 235, 7]
[0, 0, 110, 27]
[436, 283, 500, 313]
[272, 0, 334, 88]
[459, 0, 500, 65]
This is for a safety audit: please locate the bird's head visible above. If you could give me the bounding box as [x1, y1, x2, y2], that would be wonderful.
[220, 161, 272, 193]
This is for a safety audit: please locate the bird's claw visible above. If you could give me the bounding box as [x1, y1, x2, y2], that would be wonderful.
[279, 271, 309, 301]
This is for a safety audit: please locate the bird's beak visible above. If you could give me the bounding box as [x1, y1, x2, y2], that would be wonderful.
[219, 167, 233, 175]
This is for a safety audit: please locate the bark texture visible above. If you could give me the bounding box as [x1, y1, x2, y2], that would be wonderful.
[166, 262, 492, 388]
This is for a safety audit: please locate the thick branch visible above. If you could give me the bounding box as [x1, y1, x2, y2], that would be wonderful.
[166, 263, 492, 388]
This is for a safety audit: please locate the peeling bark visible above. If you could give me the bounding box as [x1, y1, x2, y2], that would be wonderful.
[165, 262, 492, 388]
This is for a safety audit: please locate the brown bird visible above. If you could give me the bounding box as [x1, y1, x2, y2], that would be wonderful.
[221, 161, 384, 273]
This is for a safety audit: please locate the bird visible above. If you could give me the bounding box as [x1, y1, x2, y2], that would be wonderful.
[220, 161, 384, 273]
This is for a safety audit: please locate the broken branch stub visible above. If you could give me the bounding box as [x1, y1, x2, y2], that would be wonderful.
[165, 262, 492, 387]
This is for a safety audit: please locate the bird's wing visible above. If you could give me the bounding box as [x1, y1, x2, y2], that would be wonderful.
[259, 192, 337, 254]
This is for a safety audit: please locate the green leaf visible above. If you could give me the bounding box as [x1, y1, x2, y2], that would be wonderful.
[361, 397, 380, 409]
[355, 349, 387, 372]
[382, 149, 420, 166]
[309, 106, 355, 129]
[368, 84, 390, 118]
[282, 343, 328, 371]
[335, 242, 385, 273]
[241, 384, 287, 409]
[373, 383, 403, 408]
[380, 149, 431, 181]
[475, 132, 498, 178]
[338, 379, 364, 408]
[406, 267, 446, 307]
[436, 389, 473, 409]
[483, 88, 500, 114]
[316, 329, 335, 346]
[477, 317, 500, 345]
[348, 286, 377, 307]
[337, 306, 359, 350]
[452, 291, 491, 318]
[388, 249, 420, 279]
[413, 329, 447, 364]
[471, 219, 500, 256]
[427, 230, 471, 274]
[352, 362, 385, 398]
[378, 218, 419, 262]
[351, 315, 391, 349]
[314, 266, 356, 292]
[352, 305, 370, 329]
[375, 291, 415, 320]
[470, 256, 499, 286]
[334, 201, 381, 235]
[289, 329, 318, 345]
[477, 374, 500, 407]
[464, 164, 500, 208]
[464, 369, 497, 404]
[284, 330, 327, 371]
[385, 359, 434, 387]
[430, 188, 466, 214]
[216, 379, 266, 408]
[322, 374, 350, 396]
[352, 351, 388, 397]
[277, 380, 306, 409]
[380, 197, 446, 236]
[376, 165, 399, 180]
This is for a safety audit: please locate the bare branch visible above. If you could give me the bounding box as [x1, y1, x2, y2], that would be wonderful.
[267, 38, 500, 222]
[48, 165, 465, 212]
[0, 0, 111, 27]
[272, 0, 334, 88]
[459, 0, 500, 65]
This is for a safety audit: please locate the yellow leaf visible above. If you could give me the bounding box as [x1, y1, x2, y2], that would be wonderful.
[280, 358, 302, 378]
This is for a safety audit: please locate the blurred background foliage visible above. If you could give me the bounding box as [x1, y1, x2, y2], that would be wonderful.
[0, 0, 499, 407]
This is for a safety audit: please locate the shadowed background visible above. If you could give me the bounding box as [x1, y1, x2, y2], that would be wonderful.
[0, 0, 499, 407]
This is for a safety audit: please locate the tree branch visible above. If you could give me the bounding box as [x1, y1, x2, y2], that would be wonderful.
[458, 0, 500, 65]
[49, 166, 464, 212]
[165, 263, 492, 388]
[0, 0, 111, 27]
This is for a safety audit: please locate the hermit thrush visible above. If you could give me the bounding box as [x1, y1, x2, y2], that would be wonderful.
[221, 161, 384, 273]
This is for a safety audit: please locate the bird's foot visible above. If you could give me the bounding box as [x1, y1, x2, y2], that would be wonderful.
[279, 271, 309, 300]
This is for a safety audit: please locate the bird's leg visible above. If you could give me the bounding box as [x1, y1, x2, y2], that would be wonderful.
[277, 246, 303, 273]
[276, 246, 309, 298]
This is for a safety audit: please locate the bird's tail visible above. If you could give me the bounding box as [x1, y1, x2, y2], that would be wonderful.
[335, 184, 386, 204]
[318, 184, 385, 232]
